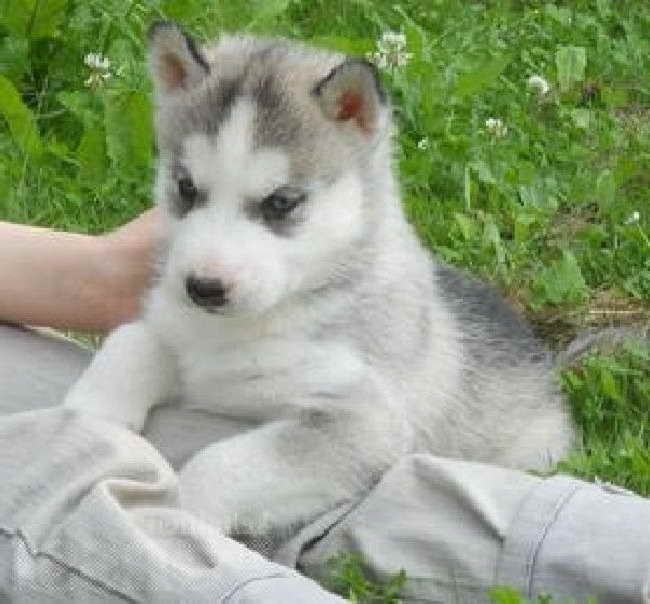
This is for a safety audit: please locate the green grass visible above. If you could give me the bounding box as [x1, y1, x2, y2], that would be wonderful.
[325, 553, 407, 603]
[1, 1, 649, 602]
[559, 342, 650, 495]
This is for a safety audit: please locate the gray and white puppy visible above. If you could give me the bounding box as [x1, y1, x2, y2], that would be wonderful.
[65, 22, 573, 535]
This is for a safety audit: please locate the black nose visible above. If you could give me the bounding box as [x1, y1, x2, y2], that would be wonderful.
[185, 275, 229, 308]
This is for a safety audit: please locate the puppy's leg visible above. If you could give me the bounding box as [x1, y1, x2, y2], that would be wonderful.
[63, 321, 176, 431]
[179, 379, 409, 535]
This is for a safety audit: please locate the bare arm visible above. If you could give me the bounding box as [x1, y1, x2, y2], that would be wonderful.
[0, 209, 161, 332]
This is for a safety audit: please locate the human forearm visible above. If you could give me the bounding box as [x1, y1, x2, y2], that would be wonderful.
[0, 210, 160, 332]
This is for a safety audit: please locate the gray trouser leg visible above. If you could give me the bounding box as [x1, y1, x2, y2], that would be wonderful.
[0, 323, 254, 469]
[0, 408, 344, 603]
[0, 324, 343, 602]
[0, 324, 90, 414]
[280, 455, 650, 603]
[3, 324, 650, 602]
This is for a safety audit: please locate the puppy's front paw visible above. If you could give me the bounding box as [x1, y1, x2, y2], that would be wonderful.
[63, 390, 148, 432]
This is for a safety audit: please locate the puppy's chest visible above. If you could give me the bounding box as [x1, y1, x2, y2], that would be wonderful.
[174, 335, 364, 421]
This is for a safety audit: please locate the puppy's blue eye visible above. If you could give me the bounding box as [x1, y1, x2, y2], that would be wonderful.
[266, 193, 296, 213]
[261, 190, 306, 221]
[178, 176, 197, 202]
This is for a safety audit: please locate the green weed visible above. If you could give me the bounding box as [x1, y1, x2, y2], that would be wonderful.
[326, 554, 406, 603]
[559, 342, 650, 495]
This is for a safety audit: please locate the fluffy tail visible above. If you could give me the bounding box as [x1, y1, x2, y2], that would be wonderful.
[555, 324, 650, 368]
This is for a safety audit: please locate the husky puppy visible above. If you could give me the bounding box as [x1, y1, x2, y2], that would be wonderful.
[64, 22, 573, 535]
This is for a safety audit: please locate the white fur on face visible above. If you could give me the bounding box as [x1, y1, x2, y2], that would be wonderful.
[184, 100, 290, 202]
[161, 99, 290, 315]
[160, 97, 366, 316]
[287, 171, 366, 292]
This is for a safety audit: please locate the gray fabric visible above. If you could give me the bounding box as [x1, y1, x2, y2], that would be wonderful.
[0, 408, 343, 602]
[2, 324, 650, 603]
[499, 476, 650, 601]
[0, 323, 255, 470]
[0, 324, 89, 413]
[282, 455, 541, 602]
[289, 456, 650, 603]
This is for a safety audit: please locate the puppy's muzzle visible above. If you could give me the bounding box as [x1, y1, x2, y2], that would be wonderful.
[185, 275, 229, 310]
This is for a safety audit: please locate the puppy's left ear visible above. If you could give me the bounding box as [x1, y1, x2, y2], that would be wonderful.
[313, 59, 387, 135]
[148, 20, 210, 95]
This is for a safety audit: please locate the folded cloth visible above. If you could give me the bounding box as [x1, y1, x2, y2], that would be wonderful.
[2, 324, 649, 603]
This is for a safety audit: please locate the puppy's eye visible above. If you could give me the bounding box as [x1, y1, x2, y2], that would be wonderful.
[261, 189, 306, 222]
[178, 176, 198, 203]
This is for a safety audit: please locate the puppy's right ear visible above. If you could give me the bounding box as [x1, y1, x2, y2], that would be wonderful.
[148, 21, 209, 95]
[313, 59, 387, 136]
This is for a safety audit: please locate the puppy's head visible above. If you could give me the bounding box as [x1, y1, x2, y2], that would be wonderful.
[149, 22, 391, 316]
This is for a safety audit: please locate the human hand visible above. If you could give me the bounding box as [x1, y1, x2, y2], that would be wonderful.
[0, 209, 163, 332]
[98, 208, 165, 329]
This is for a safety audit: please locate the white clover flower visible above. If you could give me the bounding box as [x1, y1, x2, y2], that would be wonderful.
[417, 137, 430, 151]
[84, 52, 112, 88]
[380, 31, 407, 49]
[527, 74, 550, 95]
[367, 51, 387, 70]
[84, 53, 111, 72]
[84, 72, 112, 88]
[485, 117, 508, 137]
[368, 31, 414, 71]
[625, 211, 641, 224]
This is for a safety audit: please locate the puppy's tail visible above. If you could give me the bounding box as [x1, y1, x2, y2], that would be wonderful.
[555, 324, 650, 369]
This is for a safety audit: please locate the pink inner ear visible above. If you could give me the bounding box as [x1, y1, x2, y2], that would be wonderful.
[336, 91, 369, 132]
[160, 52, 186, 91]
